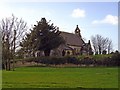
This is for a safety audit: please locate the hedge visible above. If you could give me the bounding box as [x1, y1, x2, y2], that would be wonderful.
[19, 53, 120, 67]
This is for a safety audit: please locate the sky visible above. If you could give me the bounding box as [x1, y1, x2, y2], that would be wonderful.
[0, 1, 118, 51]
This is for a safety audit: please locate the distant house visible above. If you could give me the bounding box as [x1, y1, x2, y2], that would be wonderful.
[50, 25, 93, 56]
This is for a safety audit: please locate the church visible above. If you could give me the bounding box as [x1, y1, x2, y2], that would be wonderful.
[50, 25, 93, 56]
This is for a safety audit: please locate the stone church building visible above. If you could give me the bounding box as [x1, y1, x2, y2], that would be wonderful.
[49, 25, 93, 56]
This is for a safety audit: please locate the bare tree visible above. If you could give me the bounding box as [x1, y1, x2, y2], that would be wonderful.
[0, 14, 27, 70]
[101, 37, 109, 52]
[91, 34, 113, 54]
[91, 36, 98, 54]
[107, 39, 113, 54]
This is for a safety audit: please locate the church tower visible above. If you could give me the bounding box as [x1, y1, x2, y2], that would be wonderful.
[75, 25, 81, 37]
[41, 18, 47, 24]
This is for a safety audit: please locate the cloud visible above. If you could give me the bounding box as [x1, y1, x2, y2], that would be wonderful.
[92, 15, 118, 25]
[71, 8, 85, 18]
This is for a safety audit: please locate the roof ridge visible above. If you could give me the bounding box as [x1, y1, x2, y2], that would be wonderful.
[60, 31, 75, 34]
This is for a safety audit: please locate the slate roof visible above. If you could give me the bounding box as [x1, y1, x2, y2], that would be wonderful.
[60, 32, 85, 47]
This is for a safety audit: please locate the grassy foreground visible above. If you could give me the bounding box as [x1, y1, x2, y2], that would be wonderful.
[2, 67, 118, 88]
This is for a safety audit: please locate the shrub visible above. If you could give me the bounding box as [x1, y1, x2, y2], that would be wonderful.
[79, 56, 94, 66]
[110, 53, 120, 66]
[67, 56, 79, 64]
[36, 56, 67, 65]
[17, 53, 120, 67]
[21, 56, 80, 65]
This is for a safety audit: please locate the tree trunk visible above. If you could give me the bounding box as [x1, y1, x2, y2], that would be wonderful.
[44, 49, 51, 56]
[8, 59, 11, 71]
[6, 59, 10, 71]
[98, 46, 101, 54]
[5, 61, 8, 70]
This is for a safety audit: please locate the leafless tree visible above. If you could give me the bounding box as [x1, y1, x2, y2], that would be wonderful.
[91, 34, 113, 54]
[0, 14, 27, 70]
[107, 39, 113, 54]
[91, 36, 98, 54]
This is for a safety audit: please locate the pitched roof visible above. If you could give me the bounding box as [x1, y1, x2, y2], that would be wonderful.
[60, 32, 85, 47]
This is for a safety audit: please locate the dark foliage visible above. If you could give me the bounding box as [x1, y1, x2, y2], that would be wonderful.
[15, 53, 120, 67]
[20, 18, 65, 56]
[80, 56, 95, 66]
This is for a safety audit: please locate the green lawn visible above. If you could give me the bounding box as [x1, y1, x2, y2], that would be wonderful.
[2, 67, 118, 88]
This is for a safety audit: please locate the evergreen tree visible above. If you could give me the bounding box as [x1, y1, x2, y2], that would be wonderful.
[20, 18, 65, 56]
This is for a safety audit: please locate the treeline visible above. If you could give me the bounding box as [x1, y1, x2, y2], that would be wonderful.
[15, 53, 120, 67]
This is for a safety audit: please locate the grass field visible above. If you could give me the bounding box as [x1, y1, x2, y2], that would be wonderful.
[2, 67, 118, 88]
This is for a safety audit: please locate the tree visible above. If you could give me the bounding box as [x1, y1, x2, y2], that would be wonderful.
[91, 34, 113, 54]
[0, 14, 27, 70]
[19, 31, 36, 58]
[20, 18, 65, 56]
[91, 36, 98, 54]
[107, 39, 113, 54]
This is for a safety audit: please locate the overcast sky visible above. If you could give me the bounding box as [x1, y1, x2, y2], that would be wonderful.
[0, 1, 118, 51]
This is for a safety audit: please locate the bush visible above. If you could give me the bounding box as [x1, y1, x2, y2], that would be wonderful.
[110, 53, 120, 66]
[43, 56, 79, 65]
[19, 53, 120, 67]
[92, 53, 120, 66]
[79, 56, 94, 66]
[67, 56, 79, 64]
[21, 56, 79, 65]
[38, 57, 66, 65]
